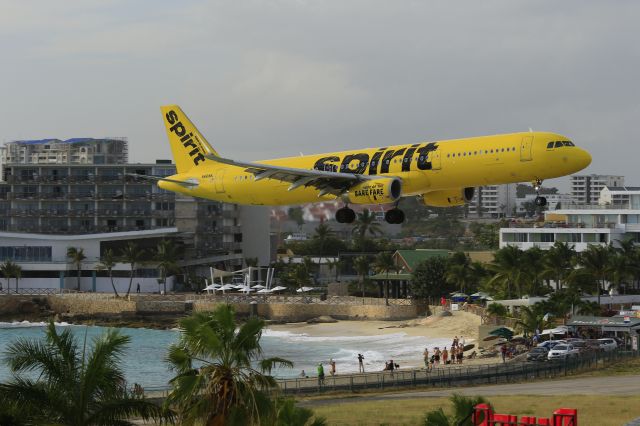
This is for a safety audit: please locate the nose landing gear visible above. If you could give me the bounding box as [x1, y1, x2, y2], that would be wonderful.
[533, 179, 547, 207]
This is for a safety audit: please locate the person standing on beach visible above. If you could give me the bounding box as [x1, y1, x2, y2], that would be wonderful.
[136, 282, 140, 293]
[442, 348, 448, 365]
[460, 335, 466, 348]
[423, 348, 429, 369]
[434, 347, 441, 365]
[357, 353, 365, 373]
[329, 358, 336, 376]
[317, 363, 325, 386]
[500, 344, 507, 363]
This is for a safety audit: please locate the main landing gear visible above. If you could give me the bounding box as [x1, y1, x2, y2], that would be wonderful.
[336, 206, 356, 224]
[385, 208, 405, 224]
[533, 178, 547, 207]
[335, 205, 406, 224]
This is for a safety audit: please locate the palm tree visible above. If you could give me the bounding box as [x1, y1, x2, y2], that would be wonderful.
[606, 251, 634, 294]
[313, 223, 334, 257]
[352, 209, 382, 240]
[66, 247, 86, 291]
[353, 255, 370, 298]
[374, 251, 397, 306]
[0, 321, 169, 425]
[1, 260, 22, 293]
[615, 237, 640, 291]
[165, 305, 293, 426]
[579, 244, 611, 305]
[424, 394, 490, 426]
[514, 305, 549, 337]
[155, 239, 180, 294]
[485, 303, 508, 319]
[271, 398, 327, 426]
[487, 246, 525, 299]
[541, 242, 576, 291]
[96, 249, 119, 297]
[120, 242, 145, 297]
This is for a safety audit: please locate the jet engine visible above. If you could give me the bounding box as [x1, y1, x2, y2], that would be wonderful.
[420, 187, 475, 207]
[346, 178, 402, 204]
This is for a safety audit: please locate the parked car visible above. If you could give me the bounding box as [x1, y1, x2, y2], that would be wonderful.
[526, 346, 550, 362]
[547, 344, 580, 360]
[598, 338, 618, 352]
[537, 340, 564, 350]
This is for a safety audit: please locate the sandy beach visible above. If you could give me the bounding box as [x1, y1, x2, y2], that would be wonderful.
[269, 310, 481, 340]
[267, 311, 498, 371]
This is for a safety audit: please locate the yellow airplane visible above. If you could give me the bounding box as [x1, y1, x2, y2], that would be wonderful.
[145, 105, 591, 224]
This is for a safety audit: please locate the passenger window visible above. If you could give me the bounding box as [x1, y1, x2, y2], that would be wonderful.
[547, 142, 554, 149]
[554, 141, 563, 148]
[563, 141, 574, 146]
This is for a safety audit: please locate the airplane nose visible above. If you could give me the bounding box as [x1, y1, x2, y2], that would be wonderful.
[574, 148, 591, 171]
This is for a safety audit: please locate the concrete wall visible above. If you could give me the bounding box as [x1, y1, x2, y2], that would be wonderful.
[1, 294, 423, 321]
[47, 294, 136, 315]
[193, 301, 424, 321]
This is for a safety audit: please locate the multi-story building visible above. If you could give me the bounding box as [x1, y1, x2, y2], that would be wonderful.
[515, 193, 573, 216]
[570, 174, 624, 205]
[499, 187, 640, 252]
[1, 138, 128, 165]
[468, 184, 516, 218]
[0, 138, 270, 291]
[598, 186, 640, 207]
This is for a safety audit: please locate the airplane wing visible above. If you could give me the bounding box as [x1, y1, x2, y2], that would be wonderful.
[204, 153, 394, 197]
[125, 174, 199, 187]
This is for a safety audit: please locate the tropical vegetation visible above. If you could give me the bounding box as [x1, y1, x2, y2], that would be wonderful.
[0, 321, 169, 425]
[165, 305, 294, 425]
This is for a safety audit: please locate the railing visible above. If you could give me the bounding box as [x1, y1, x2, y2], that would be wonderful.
[0, 288, 64, 295]
[276, 350, 638, 395]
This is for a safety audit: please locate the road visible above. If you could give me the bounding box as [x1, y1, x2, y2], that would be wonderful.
[299, 374, 640, 407]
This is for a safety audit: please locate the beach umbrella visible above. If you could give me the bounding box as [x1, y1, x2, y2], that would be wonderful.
[218, 284, 236, 291]
[483, 335, 500, 341]
[510, 336, 527, 344]
[296, 287, 315, 293]
[252, 284, 266, 289]
[489, 327, 514, 340]
[256, 288, 273, 294]
[451, 293, 469, 302]
[270, 286, 287, 292]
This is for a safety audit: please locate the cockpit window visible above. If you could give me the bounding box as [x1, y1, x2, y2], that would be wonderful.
[547, 142, 554, 149]
[563, 141, 575, 146]
[554, 141, 564, 148]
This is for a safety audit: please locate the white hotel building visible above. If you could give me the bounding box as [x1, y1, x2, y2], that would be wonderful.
[500, 186, 640, 251]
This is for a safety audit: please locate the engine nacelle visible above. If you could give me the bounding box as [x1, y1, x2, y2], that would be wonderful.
[420, 187, 475, 207]
[346, 178, 402, 204]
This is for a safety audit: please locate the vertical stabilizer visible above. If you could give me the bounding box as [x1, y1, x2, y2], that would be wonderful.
[161, 105, 218, 173]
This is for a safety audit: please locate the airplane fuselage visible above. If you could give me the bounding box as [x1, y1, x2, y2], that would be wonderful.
[159, 131, 591, 206]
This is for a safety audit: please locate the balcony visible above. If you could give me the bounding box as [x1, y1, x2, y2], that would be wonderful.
[222, 242, 243, 251]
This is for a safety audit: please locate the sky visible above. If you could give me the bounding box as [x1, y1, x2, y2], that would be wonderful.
[1, 0, 639, 191]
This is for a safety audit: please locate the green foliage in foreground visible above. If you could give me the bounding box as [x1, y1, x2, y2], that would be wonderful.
[165, 305, 294, 426]
[0, 321, 169, 426]
[424, 394, 490, 426]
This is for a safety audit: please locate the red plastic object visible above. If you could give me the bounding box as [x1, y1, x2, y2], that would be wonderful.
[553, 408, 578, 426]
[472, 404, 577, 426]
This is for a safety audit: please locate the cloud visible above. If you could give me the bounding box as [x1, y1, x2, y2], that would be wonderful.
[1, 0, 639, 188]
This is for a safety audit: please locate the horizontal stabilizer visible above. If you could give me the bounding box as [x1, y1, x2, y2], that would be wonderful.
[125, 173, 198, 187]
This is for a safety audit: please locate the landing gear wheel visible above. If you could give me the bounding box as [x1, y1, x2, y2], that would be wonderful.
[532, 178, 546, 207]
[385, 208, 405, 224]
[336, 207, 356, 224]
[535, 196, 547, 207]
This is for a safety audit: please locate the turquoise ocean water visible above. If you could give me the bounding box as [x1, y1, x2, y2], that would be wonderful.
[0, 322, 450, 390]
